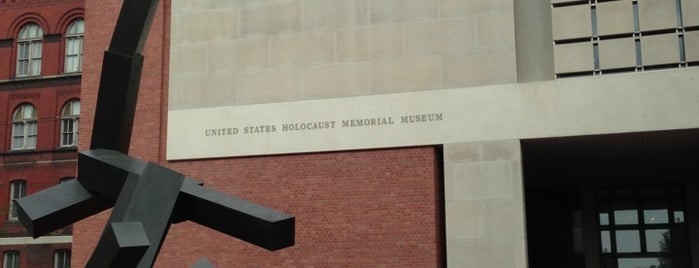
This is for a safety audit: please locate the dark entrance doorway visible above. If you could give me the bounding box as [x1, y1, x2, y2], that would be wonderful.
[523, 129, 699, 268]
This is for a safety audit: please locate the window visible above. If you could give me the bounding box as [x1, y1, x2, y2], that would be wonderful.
[8, 180, 26, 221]
[53, 249, 70, 268]
[60, 100, 80, 147]
[597, 186, 690, 268]
[64, 19, 84, 73]
[11, 104, 38, 150]
[16, 23, 42, 77]
[2, 251, 19, 268]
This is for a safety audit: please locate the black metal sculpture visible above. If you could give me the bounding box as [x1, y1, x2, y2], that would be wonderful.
[14, 0, 295, 267]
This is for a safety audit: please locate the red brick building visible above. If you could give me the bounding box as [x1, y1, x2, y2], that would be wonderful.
[0, 0, 83, 267]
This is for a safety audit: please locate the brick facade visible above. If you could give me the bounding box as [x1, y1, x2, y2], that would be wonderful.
[74, 0, 445, 266]
[0, 0, 83, 267]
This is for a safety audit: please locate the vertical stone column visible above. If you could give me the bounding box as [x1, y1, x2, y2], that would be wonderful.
[443, 140, 527, 268]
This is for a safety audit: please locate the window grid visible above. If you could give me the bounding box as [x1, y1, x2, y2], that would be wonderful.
[553, 0, 697, 77]
[16, 24, 42, 77]
[2, 251, 19, 268]
[60, 100, 80, 148]
[596, 185, 689, 268]
[64, 19, 84, 73]
[53, 250, 70, 268]
[8, 180, 26, 221]
[11, 104, 38, 151]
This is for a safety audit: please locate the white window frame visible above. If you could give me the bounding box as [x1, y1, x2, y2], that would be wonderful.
[60, 100, 80, 148]
[64, 19, 84, 73]
[8, 180, 26, 221]
[11, 104, 38, 151]
[53, 249, 70, 268]
[2, 251, 19, 268]
[16, 23, 42, 77]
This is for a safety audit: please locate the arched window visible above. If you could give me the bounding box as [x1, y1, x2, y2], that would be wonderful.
[53, 249, 70, 268]
[64, 19, 84, 73]
[2, 251, 19, 268]
[11, 104, 38, 150]
[16, 23, 43, 77]
[8, 180, 26, 221]
[60, 100, 80, 147]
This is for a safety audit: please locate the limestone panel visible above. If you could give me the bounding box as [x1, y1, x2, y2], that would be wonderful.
[552, 5, 592, 40]
[642, 33, 680, 65]
[169, 74, 211, 109]
[447, 239, 527, 268]
[686, 30, 699, 61]
[682, 0, 699, 26]
[597, 0, 634, 36]
[369, 0, 438, 24]
[302, 0, 368, 30]
[371, 55, 443, 93]
[450, 160, 518, 200]
[445, 201, 485, 239]
[477, 12, 516, 51]
[440, 0, 512, 17]
[207, 37, 269, 73]
[483, 199, 526, 238]
[336, 24, 403, 62]
[444, 142, 483, 163]
[404, 18, 475, 56]
[236, 69, 302, 104]
[599, 38, 637, 69]
[444, 50, 517, 87]
[170, 44, 208, 75]
[180, 9, 237, 42]
[638, 0, 678, 31]
[482, 140, 522, 161]
[554, 42, 593, 73]
[301, 62, 371, 99]
[239, 0, 301, 36]
[271, 31, 334, 67]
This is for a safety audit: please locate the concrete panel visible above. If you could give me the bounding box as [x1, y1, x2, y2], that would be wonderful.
[271, 31, 334, 67]
[476, 12, 516, 51]
[599, 37, 636, 69]
[597, 0, 634, 36]
[169, 44, 208, 76]
[371, 55, 443, 93]
[642, 33, 680, 65]
[301, 62, 371, 99]
[445, 201, 485, 239]
[405, 18, 475, 56]
[336, 24, 403, 62]
[443, 50, 518, 87]
[369, 0, 438, 24]
[239, 0, 301, 36]
[514, 0, 555, 82]
[207, 37, 269, 73]
[638, 0, 678, 31]
[554, 42, 593, 73]
[451, 160, 518, 200]
[683, 0, 699, 26]
[236, 69, 302, 104]
[440, 0, 512, 17]
[447, 238, 527, 268]
[180, 9, 238, 42]
[552, 5, 592, 40]
[686, 30, 699, 61]
[483, 198, 526, 238]
[302, 0, 368, 30]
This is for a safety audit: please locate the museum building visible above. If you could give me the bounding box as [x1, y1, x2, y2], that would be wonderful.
[73, 0, 699, 267]
[0, 0, 84, 267]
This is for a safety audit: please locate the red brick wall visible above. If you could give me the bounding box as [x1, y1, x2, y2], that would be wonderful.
[76, 0, 444, 267]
